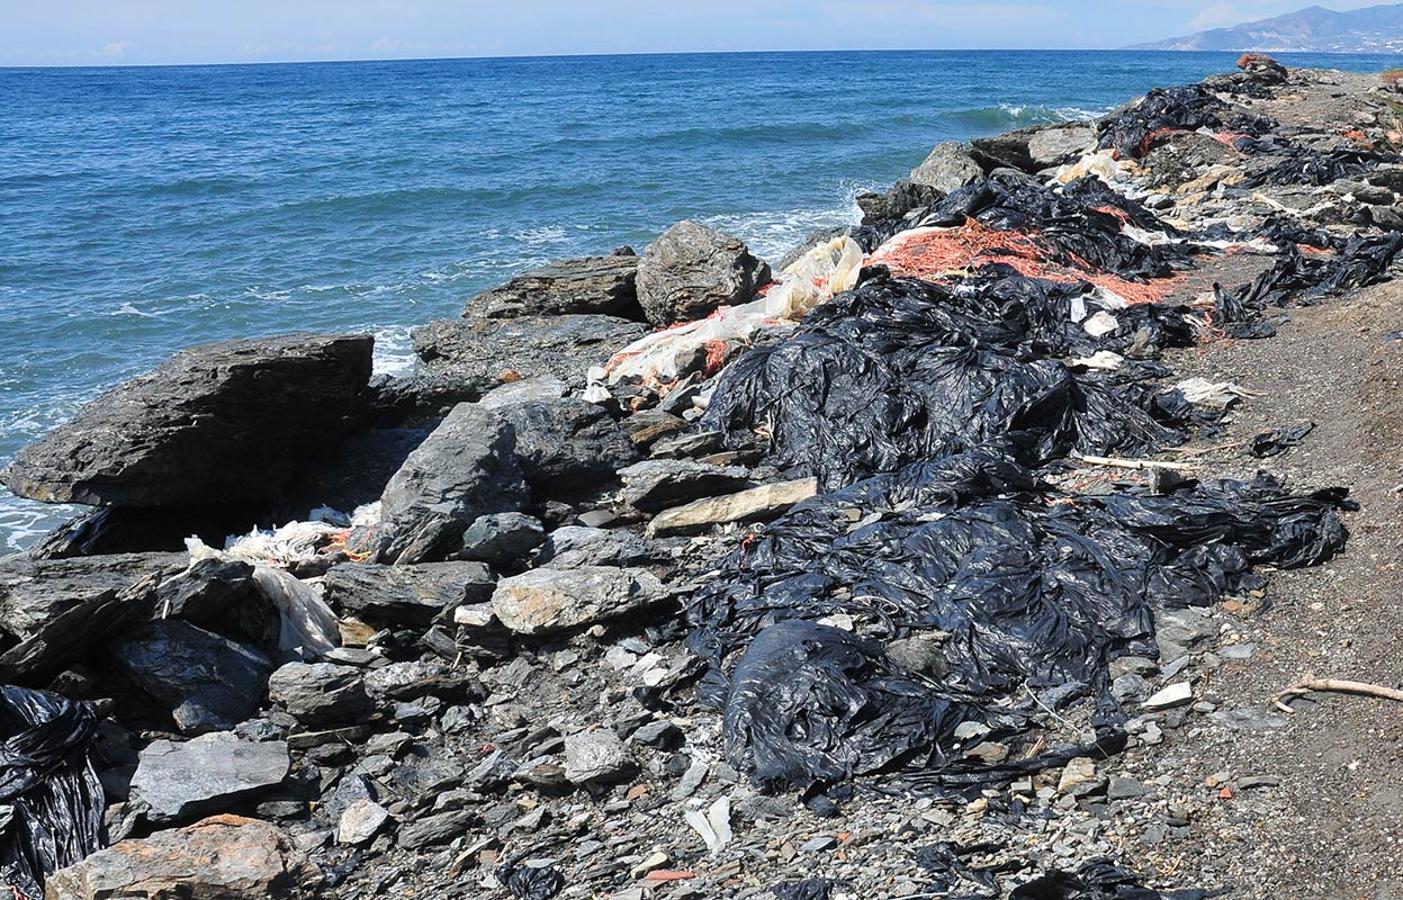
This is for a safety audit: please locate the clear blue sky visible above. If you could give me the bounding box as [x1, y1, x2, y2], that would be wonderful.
[0, 0, 1386, 66]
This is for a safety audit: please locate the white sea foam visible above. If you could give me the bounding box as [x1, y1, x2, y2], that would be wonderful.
[370, 325, 418, 377]
[703, 180, 876, 262]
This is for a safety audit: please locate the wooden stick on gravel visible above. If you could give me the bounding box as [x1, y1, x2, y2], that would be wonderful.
[1069, 452, 1193, 471]
[1271, 675, 1403, 713]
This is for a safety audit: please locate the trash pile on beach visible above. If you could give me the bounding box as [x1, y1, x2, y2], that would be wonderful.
[3, 56, 1403, 898]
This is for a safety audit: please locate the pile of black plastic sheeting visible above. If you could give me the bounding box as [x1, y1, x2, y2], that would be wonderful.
[702, 272, 1199, 491]
[0, 685, 104, 897]
[1095, 84, 1274, 159]
[914, 842, 1224, 900]
[1240, 145, 1402, 188]
[852, 174, 1198, 286]
[1215, 232, 1403, 337]
[689, 447, 1350, 793]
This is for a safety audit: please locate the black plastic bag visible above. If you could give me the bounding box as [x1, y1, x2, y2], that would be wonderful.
[497, 860, 564, 900]
[0, 685, 104, 897]
[1249, 422, 1314, 458]
[702, 275, 1190, 490]
[691, 449, 1349, 790]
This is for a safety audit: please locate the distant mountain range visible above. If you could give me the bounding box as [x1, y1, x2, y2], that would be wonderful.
[1131, 3, 1403, 52]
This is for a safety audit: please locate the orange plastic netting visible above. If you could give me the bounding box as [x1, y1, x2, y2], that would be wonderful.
[867, 219, 1183, 305]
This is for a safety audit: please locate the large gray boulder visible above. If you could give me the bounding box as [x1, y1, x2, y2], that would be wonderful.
[466, 251, 642, 319]
[110, 620, 273, 735]
[1027, 123, 1095, 168]
[375, 403, 529, 564]
[1, 333, 373, 507]
[44, 814, 318, 899]
[321, 561, 494, 626]
[491, 566, 666, 635]
[635, 221, 771, 326]
[411, 315, 650, 397]
[129, 732, 290, 823]
[495, 399, 639, 495]
[910, 141, 983, 194]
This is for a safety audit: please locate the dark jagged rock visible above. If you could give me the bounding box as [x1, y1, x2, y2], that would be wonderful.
[534, 526, 661, 569]
[130, 733, 290, 823]
[495, 399, 639, 496]
[465, 251, 642, 320]
[321, 561, 494, 626]
[412, 315, 649, 396]
[0, 551, 186, 683]
[457, 512, 546, 566]
[1, 333, 373, 507]
[374, 403, 529, 564]
[152, 558, 275, 646]
[617, 459, 752, 513]
[635, 221, 771, 325]
[110, 619, 273, 735]
[267, 662, 373, 727]
[856, 180, 946, 225]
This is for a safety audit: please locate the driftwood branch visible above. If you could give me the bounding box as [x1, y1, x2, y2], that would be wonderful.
[1271, 675, 1403, 713]
[1069, 452, 1193, 472]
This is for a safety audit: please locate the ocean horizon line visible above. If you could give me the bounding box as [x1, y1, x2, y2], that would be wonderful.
[3, 45, 1390, 73]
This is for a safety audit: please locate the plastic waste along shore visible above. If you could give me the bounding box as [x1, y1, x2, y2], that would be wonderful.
[702, 272, 1201, 491]
[587, 236, 863, 402]
[0, 685, 104, 897]
[187, 534, 340, 660]
[688, 447, 1350, 792]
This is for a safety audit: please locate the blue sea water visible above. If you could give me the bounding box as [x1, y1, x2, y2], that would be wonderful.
[1, 49, 1398, 549]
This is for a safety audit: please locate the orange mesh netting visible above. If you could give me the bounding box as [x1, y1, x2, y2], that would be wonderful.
[867, 219, 1182, 305]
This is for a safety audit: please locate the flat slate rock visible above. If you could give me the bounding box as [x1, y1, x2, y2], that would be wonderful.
[321, 560, 494, 625]
[130, 732, 291, 823]
[465, 252, 642, 320]
[2, 332, 373, 507]
[44, 814, 318, 900]
[618, 459, 752, 513]
[412, 315, 649, 396]
[491, 566, 667, 635]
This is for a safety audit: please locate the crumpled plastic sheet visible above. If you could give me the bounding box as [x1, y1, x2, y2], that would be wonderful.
[1240, 145, 1401, 187]
[915, 841, 1223, 899]
[701, 273, 1199, 491]
[497, 861, 565, 900]
[1094, 84, 1273, 159]
[689, 447, 1350, 791]
[1249, 422, 1314, 458]
[186, 538, 340, 660]
[0, 685, 104, 897]
[1215, 233, 1403, 337]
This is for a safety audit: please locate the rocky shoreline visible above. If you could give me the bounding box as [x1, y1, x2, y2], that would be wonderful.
[2, 57, 1402, 899]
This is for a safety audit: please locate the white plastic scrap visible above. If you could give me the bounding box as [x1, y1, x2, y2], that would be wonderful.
[1173, 377, 1254, 409]
[1070, 350, 1125, 371]
[186, 533, 341, 660]
[1082, 310, 1120, 338]
[588, 236, 863, 400]
[213, 520, 347, 567]
[684, 795, 733, 854]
